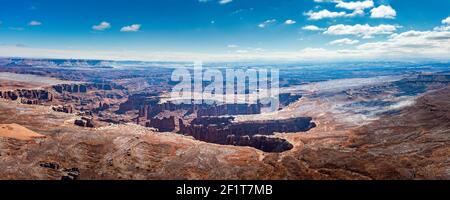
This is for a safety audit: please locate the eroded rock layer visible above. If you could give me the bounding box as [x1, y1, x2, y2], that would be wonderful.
[178, 117, 315, 152]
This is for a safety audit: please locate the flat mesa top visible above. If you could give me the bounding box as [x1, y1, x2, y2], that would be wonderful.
[0, 123, 46, 141]
[0, 72, 80, 89]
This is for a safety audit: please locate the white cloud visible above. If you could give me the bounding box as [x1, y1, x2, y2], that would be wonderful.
[305, 9, 364, 20]
[2, 27, 449, 62]
[302, 25, 325, 31]
[120, 24, 141, 32]
[370, 5, 397, 19]
[227, 44, 239, 48]
[0, 44, 352, 62]
[28, 20, 42, 26]
[2, 17, 450, 62]
[236, 50, 249, 54]
[433, 16, 450, 31]
[442, 16, 450, 25]
[284, 19, 296, 25]
[329, 38, 360, 45]
[346, 9, 365, 17]
[305, 9, 346, 20]
[92, 21, 111, 31]
[434, 26, 450, 32]
[199, 0, 232, 4]
[324, 24, 398, 38]
[357, 30, 450, 59]
[336, 0, 374, 10]
[258, 19, 277, 28]
[219, 0, 232, 4]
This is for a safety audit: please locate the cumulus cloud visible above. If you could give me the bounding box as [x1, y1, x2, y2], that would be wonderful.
[329, 38, 360, 45]
[120, 24, 141, 32]
[313, 0, 373, 12]
[357, 30, 450, 58]
[28, 20, 42, 26]
[370, 5, 397, 19]
[305, 9, 346, 20]
[433, 26, 450, 32]
[2, 28, 449, 62]
[92, 21, 111, 31]
[433, 16, 450, 31]
[302, 25, 325, 31]
[346, 9, 365, 17]
[443, 16, 450, 25]
[305, 9, 364, 20]
[284, 19, 296, 25]
[3, 15, 450, 62]
[324, 24, 398, 38]
[336, 0, 374, 10]
[258, 19, 277, 28]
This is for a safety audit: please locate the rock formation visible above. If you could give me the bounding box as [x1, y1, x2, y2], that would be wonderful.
[52, 83, 122, 94]
[196, 103, 261, 117]
[52, 105, 74, 113]
[74, 117, 96, 128]
[279, 93, 302, 107]
[146, 116, 176, 132]
[119, 93, 266, 119]
[117, 94, 159, 114]
[226, 134, 294, 153]
[178, 116, 315, 152]
[0, 89, 53, 104]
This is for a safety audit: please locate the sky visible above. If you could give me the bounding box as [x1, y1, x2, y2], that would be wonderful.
[0, 0, 449, 62]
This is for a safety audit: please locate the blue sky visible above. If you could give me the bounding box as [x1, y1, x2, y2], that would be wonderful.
[0, 0, 449, 61]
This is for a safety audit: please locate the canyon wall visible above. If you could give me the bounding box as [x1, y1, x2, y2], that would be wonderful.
[0, 89, 53, 104]
[178, 117, 316, 152]
[52, 83, 123, 94]
[146, 116, 176, 132]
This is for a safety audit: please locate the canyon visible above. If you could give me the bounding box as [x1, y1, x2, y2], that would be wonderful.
[0, 58, 449, 180]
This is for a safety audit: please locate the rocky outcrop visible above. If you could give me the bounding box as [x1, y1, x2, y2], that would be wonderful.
[0, 89, 53, 104]
[415, 74, 450, 83]
[52, 83, 123, 94]
[40, 162, 60, 170]
[226, 135, 293, 153]
[0, 91, 18, 100]
[146, 116, 175, 132]
[196, 103, 261, 117]
[183, 116, 316, 136]
[74, 117, 96, 128]
[61, 168, 80, 180]
[53, 84, 87, 93]
[179, 116, 315, 152]
[142, 101, 262, 118]
[117, 94, 159, 114]
[279, 93, 302, 107]
[52, 105, 73, 113]
[119, 93, 264, 118]
[93, 102, 110, 113]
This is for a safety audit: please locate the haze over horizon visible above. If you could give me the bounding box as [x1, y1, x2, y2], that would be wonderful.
[0, 0, 450, 62]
